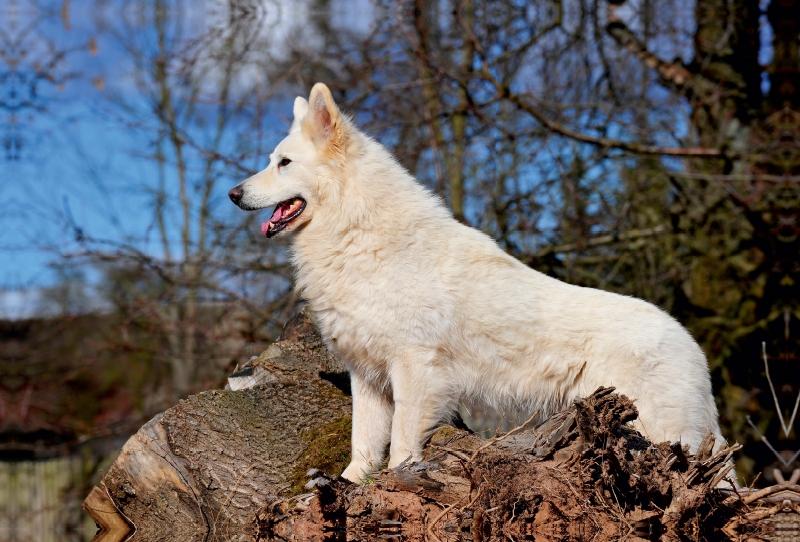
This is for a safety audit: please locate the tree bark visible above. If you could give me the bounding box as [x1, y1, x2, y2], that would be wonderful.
[84, 308, 352, 542]
[84, 310, 797, 541]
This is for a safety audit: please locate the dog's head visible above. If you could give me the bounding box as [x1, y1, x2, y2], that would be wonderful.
[228, 83, 348, 238]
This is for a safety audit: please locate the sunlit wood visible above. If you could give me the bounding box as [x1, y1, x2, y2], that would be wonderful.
[82, 486, 132, 542]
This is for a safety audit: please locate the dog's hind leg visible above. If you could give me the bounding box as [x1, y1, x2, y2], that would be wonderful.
[341, 373, 393, 483]
[387, 350, 454, 469]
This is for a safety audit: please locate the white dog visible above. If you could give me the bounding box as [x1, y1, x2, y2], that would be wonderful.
[229, 83, 726, 483]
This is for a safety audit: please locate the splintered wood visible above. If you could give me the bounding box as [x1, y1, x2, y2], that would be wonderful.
[83, 310, 798, 541]
[250, 387, 747, 542]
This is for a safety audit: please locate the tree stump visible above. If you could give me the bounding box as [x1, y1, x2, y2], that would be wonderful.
[84, 309, 795, 541]
[84, 308, 352, 542]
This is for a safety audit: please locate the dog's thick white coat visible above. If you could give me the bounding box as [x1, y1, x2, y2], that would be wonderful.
[232, 84, 725, 483]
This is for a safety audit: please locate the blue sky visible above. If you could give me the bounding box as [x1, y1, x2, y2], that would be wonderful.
[0, 0, 770, 317]
[2, 2, 116, 308]
[1, 1, 288, 315]
[0, 0, 383, 317]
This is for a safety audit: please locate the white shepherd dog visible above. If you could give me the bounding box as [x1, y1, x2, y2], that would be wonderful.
[229, 83, 726, 483]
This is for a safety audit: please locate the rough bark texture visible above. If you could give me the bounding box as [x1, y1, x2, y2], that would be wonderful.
[84, 310, 800, 541]
[89, 308, 352, 542]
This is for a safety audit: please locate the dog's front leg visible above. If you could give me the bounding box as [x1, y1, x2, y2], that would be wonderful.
[341, 372, 392, 483]
[387, 354, 452, 469]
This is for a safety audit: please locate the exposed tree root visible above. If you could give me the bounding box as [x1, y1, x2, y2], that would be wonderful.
[83, 310, 800, 541]
[251, 388, 746, 542]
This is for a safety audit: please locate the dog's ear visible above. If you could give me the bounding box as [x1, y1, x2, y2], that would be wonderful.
[290, 97, 309, 134]
[303, 83, 345, 153]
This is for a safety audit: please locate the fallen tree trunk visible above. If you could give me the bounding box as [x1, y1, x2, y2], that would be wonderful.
[84, 310, 798, 541]
[83, 309, 353, 542]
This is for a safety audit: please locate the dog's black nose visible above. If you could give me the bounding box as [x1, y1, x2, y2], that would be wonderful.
[228, 186, 243, 204]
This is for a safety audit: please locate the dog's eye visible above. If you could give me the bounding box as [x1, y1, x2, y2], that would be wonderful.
[279, 158, 291, 167]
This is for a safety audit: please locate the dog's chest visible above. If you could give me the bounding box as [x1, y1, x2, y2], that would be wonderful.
[297, 243, 449, 369]
[309, 277, 419, 366]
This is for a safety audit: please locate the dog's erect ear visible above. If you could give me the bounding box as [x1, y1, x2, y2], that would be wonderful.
[303, 83, 345, 153]
[290, 97, 309, 134]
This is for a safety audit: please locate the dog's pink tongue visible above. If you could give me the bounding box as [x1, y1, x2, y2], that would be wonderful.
[261, 206, 284, 237]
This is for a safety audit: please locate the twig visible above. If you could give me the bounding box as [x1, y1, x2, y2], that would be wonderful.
[467, 410, 540, 465]
[429, 444, 471, 462]
[742, 481, 800, 505]
[746, 416, 800, 468]
[533, 226, 668, 258]
[762, 341, 800, 438]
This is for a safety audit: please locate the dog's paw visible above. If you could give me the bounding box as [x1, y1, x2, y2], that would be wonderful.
[341, 461, 374, 484]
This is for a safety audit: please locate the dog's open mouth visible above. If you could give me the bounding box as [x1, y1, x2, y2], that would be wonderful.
[261, 197, 306, 238]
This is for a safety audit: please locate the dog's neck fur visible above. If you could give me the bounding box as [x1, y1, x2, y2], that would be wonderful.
[288, 126, 453, 359]
[292, 128, 449, 282]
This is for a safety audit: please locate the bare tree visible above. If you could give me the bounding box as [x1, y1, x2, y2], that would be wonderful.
[67, 0, 325, 393]
[278, 0, 800, 479]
